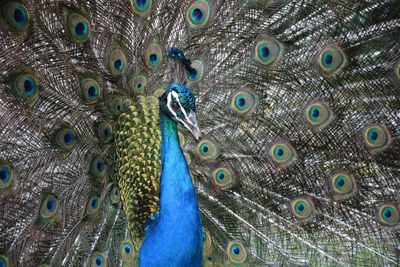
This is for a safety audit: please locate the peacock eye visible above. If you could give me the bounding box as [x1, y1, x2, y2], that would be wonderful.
[377, 203, 399, 226]
[227, 241, 247, 263]
[120, 240, 135, 261]
[3, 2, 30, 30]
[171, 101, 180, 110]
[40, 194, 59, 219]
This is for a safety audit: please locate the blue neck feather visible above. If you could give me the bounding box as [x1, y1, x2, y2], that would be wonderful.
[138, 112, 203, 267]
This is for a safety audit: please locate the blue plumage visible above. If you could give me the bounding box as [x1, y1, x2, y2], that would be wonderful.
[139, 111, 202, 267]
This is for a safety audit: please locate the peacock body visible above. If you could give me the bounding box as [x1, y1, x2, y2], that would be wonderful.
[0, 0, 400, 266]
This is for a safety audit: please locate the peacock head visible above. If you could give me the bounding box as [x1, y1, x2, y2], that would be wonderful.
[159, 83, 201, 140]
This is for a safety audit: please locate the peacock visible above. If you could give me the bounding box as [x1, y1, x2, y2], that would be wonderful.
[0, 0, 399, 266]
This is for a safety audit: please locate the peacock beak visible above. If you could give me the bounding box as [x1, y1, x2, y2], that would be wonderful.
[181, 110, 201, 141]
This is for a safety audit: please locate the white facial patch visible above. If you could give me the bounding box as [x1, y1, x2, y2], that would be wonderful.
[166, 90, 201, 140]
[167, 90, 189, 121]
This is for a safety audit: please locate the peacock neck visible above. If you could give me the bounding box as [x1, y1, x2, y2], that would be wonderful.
[158, 112, 198, 216]
[138, 112, 202, 266]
